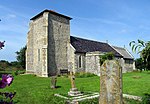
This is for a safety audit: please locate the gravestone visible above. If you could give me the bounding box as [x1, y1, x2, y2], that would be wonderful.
[51, 76, 57, 89]
[99, 60, 123, 104]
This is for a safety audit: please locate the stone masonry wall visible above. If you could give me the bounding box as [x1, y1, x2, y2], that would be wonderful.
[26, 12, 49, 77]
[117, 58, 134, 73]
[48, 13, 70, 76]
[85, 52, 100, 76]
[74, 53, 86, 72]
[124, 63, 134, 72]
[26, 21, 34, 73]
[68, 45, 75, 73]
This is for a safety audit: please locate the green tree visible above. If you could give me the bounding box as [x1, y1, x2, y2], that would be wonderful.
[141, 42, 150, 70]
[130, 40, 150, 71]
[16, 46, 26, 69]
[135, 58, 145, 71]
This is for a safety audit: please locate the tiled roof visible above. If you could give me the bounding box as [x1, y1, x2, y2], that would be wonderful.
[70, 36, 122, 57]
[30, 9, 72, 20]
[113, 46, 134, 59]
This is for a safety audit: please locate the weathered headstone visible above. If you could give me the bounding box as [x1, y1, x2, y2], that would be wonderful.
[51, 76, 57, 89]
[99, 60, 123, 104]
[68, 62, 81, 96]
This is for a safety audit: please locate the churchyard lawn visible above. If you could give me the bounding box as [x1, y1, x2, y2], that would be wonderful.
[0, 71, 149, 104]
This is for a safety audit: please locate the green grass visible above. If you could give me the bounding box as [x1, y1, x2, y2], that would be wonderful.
[123, 71, 150, 96]
[0, 71, 149, 104]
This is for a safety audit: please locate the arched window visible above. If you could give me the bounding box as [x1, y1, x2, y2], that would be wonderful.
[79, 55, 82, 68]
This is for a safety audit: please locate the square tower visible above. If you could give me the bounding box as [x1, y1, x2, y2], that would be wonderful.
[26, 10, 72, 77]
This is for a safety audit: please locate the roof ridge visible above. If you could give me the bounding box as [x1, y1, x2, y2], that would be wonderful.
[70, 36, 107, 44]
[113, 45, 124, 49]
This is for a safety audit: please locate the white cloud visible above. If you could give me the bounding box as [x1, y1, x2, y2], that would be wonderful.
[118, 29, 128, 34]
[73, 16, 128, 26]
[8, 14, 16, 18]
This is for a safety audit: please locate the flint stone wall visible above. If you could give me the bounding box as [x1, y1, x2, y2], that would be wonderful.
[26, 11, 70, 77]
[26, 12, 48, 77]
[68, 45, 75, 73]
[48, 13, 70, 76]
[74, 53, 86, 72]
[117, 58, 134, 73]
[85, 51, 101, 76]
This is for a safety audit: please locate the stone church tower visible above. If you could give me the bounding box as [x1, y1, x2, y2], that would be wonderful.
[26, 10, 72, 77]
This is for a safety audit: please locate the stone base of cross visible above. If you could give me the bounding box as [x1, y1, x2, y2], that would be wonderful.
[68, 88, 82, 96]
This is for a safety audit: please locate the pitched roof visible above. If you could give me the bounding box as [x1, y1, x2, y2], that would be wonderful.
[30, 9, 72, 20]
[113, 46, 134, 59]
[70, 36, 122, 57]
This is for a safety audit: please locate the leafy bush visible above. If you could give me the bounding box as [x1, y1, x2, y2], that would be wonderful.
[75, 72, 96, 78]
[99, 52, 114, 65]
[12, 70, 25, 76]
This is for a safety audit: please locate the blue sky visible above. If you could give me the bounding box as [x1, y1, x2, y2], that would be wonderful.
[0, 0, 150, 61]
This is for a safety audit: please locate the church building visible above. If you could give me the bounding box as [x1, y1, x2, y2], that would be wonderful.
[26, 10, 135, 77]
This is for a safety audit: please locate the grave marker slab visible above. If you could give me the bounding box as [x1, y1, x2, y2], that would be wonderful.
[51, 76, 57, 89]
[99, 60, 123, 104]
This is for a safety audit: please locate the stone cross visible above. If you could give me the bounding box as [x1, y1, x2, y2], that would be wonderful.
[68, 62, 81, 96]
[99, 60, 123, 104]
[70, 71, 76, 88]
[68, 62, 76, 89]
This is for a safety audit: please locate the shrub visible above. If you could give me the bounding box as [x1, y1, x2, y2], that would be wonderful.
[12, 70, 25, 76]
[99, 52, 114, 65]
